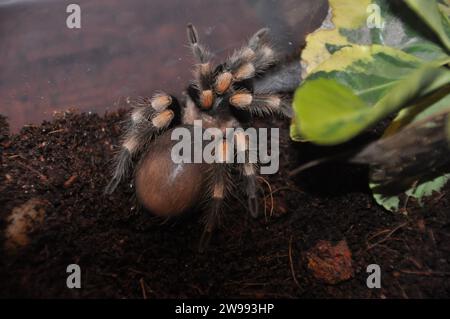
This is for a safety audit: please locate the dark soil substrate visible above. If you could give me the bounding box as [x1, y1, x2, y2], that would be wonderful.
[0, 111, 449, 298]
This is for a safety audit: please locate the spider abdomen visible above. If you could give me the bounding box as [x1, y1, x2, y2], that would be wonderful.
[135, 127, 206, 217]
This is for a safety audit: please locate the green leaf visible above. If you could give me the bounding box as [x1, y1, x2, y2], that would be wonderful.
[293, 46, 450, 145]
[362, 0, 449, 60]
[308, 45, 425, 105]
[371, 175, 450, 212]
[372, 192, 400, 212]
[384, 86, 450, 135]
[300, 0, 450, 78]
[292, 0, 450, 213]
[290, 121, 305, 142]
[366, 108, 450, 212]
[406, 175, 450, 204]
[300, 0, 371, 76]
[404, 0, 450, 51]
[292, 78, 370, 145]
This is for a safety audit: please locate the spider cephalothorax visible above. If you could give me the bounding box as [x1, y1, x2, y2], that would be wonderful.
[106, 24, 294, 250]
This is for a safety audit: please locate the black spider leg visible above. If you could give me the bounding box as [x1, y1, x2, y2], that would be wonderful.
[198, 140, 233, 252]
[213, 27, 277, 96]
[233, 128, 260, 218]
[105, 93, 181, 194]
[229, 90, 293, 119]
[214, 26, 293, 119]
[187, 23, 211, 65]
[227, 89, 291, 216]
[187, 24, 215, 110]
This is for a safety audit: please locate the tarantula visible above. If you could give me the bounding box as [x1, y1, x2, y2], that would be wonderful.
[106, 24, 295, 250]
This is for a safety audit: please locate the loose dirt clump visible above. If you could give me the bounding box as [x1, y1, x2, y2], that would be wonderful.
[306, 240, 353, 285]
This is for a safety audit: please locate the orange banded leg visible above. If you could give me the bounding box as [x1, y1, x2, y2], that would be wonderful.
[214, 28, 276, 95]
[105, 92, 178, 194]
[234, 130, 260, 218]
[186, 24, 215, 110]
[199, 140, 233, 252]
[229, 91, 293, 118]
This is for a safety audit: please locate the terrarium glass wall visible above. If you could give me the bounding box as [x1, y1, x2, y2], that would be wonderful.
[0, 0, 327, 132]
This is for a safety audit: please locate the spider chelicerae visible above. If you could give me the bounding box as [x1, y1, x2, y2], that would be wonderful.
[106, 24, 296, 250]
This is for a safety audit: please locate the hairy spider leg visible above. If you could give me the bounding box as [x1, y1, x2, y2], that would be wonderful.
[214, 28, 277, 95]
[234, 129, 260, 218]
[105, 93, 181, 194]
[187, 24, 215, 110]
[198, 140, 233, 252]
[229, 90, 293, 118]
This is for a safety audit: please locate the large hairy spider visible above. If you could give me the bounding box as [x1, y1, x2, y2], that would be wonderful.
[106, 24, 296, 250]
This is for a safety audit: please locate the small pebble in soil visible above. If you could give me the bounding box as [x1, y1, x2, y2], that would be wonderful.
[4, 198, 49, 253]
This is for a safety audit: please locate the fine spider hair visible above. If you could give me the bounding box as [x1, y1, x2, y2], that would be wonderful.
[106, 24, 294, 250]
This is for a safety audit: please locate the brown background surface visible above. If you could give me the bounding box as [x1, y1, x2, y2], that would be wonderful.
[0, 0, 327, 132]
